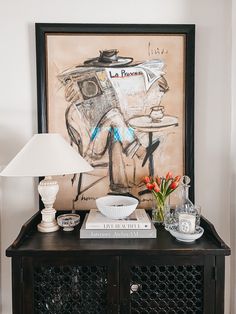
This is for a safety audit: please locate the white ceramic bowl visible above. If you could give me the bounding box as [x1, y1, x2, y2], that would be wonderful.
[96, 195, 139, 219]
[168, 224, 204, 243]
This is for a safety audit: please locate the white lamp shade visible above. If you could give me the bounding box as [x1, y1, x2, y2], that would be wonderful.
[0, 133, 93, 177]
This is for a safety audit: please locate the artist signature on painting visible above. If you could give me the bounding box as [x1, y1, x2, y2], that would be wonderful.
[148, 42, 168, 57]
[81, 195, 96, 201]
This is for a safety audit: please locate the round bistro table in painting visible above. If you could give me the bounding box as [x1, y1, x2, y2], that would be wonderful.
[128, 115, 178, 177]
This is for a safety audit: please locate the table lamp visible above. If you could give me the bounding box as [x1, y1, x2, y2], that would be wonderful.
[0, 133, 93, 232]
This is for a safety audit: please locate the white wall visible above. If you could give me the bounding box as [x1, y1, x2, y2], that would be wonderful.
[231, 0, 236, 312]
[0, 0, 232, 313]
[0, 167, 2, 314]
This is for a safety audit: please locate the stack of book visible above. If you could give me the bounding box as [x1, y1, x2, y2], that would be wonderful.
[80, 208, 156, 239]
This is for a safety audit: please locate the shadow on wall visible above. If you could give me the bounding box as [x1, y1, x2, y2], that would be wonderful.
[27, 22, 38, 133]
[0, 167, 2, 314]
[0, 126, 27, 166]
[230, 172, 236, 312]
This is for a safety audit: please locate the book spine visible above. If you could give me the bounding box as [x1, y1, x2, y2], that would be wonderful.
[85, 222, 151, 230]
[80, 229, 156, 239]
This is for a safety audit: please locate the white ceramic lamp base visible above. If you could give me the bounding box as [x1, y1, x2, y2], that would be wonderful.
[37, 176, 59, 233]
[37, 208, 59, 232]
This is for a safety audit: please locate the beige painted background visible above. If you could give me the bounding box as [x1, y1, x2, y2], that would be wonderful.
[47, 34, 185, 209]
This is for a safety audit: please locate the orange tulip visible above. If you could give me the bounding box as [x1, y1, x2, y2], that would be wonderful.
[146, 183, 154, 190]
[170, 181, 179, 190]
[154, 186, 160, 193]
[166, 171, 173, 180]
[143, 176, 151, 184]
[174, 175, 181, 182]
[156, 176, 161, 186]
[153, 181, 158, 188]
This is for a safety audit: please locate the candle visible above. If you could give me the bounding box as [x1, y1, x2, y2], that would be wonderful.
[178, 213, 196, 234]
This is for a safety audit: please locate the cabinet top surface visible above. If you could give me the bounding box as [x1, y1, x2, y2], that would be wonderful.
[6, 211, 230, 257]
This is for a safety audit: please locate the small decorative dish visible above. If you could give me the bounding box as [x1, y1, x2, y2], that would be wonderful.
[167, 224, 204, 243]
[57, 214, 80, 231]
[96, 195, 139, 219]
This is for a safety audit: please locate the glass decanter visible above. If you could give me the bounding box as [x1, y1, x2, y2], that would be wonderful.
[179, 175, 193, 210]
[175, 176, 200, 232]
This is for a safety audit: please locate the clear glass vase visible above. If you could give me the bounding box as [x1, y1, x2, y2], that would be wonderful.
[152, 196, 167, 224]
[164, 204, 178, 229]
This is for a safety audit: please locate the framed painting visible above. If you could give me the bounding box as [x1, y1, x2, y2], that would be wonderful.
[36, 23, 195, 210]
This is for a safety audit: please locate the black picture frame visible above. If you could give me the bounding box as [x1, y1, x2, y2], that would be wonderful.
[36, 23, 195, 205]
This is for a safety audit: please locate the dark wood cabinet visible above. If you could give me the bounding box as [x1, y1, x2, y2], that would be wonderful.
[6, 211, 230, 314]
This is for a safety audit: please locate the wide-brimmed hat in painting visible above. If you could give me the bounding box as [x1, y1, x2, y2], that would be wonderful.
[83, 49, 133, 67]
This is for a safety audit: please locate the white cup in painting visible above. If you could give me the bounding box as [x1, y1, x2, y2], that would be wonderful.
[178, 213, 196, 234]
[150, 105, 165, 122]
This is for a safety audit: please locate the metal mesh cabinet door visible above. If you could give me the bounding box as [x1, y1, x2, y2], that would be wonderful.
[21, 256, 119, 314]
[120, 255, 216, 314]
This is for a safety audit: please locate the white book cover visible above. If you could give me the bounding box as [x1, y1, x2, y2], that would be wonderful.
[85, 208, 151, 229]
[81, 214, 156, 238]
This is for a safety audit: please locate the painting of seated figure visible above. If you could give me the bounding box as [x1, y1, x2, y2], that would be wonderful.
[38, 24, 194, 210]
